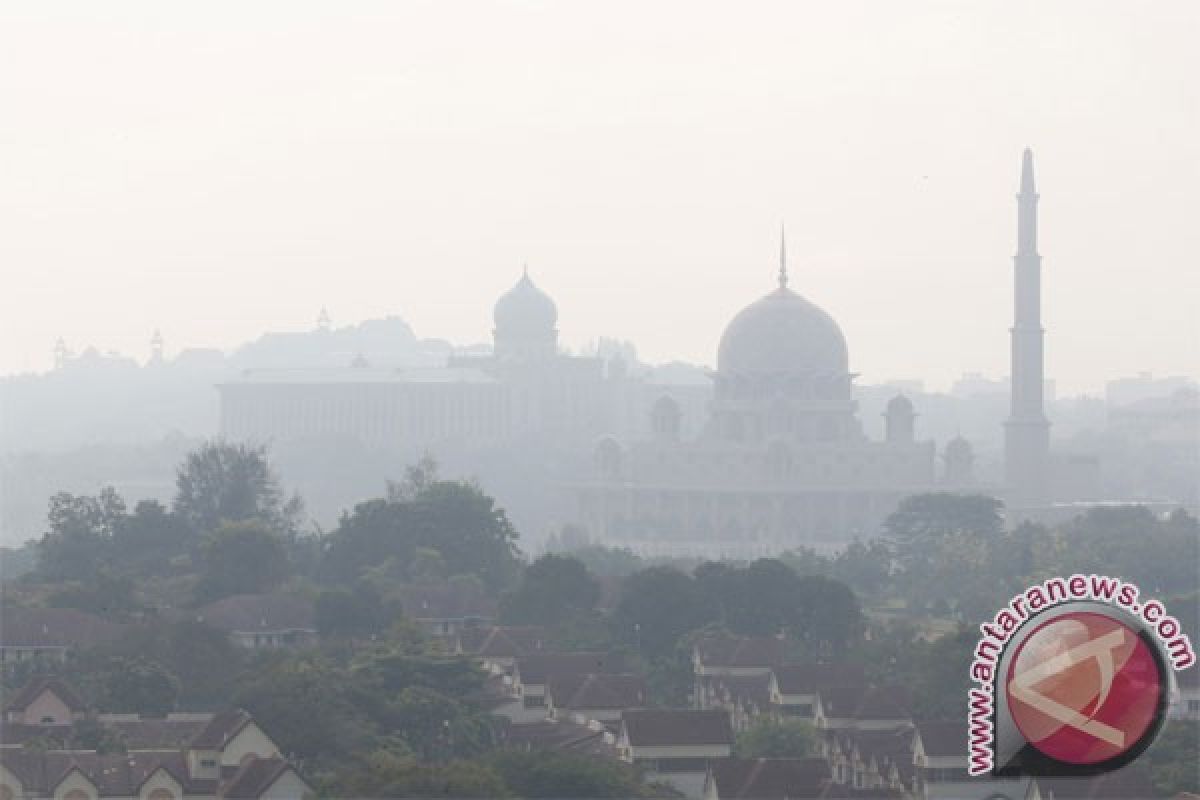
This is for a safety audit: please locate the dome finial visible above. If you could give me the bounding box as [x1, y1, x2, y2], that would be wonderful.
[778, 223, 788, 289]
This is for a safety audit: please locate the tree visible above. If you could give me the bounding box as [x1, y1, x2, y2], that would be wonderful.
[45, 571, 139, 620]
[499, 555, 601, 626]
[111, 499, 196, 577]
[1145, 720, 1200, 797]
[100, 619, 244, 707]
[316, 585, 388, 639]
[323, 476, 521, 593]
[37, 488, 127, 580]
[791, 574, 865, 657]
[193, 519, 290, 603]
[612, 567, 717, 658]
[344, 756, 509, 799]
[93, 657, 180, 715]
[884, 493, 1004, 543]
[734, 718, 815, 758]
[174, 441, 301, 534]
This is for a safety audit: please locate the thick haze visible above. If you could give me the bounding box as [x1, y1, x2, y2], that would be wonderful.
[2, 1, 1196, 394]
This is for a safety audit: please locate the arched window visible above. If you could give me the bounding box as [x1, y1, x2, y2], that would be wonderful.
[594, 438, 622, 478]
[148, 789, 175, 800]
[64, 789, 92, 800]
[649, 396, 682, 439]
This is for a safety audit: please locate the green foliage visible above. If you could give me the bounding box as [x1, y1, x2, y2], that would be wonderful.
[71, 717, 127, 754]
[45, 572, 139, 620]
[885, 493, 1005, 543]
[92, 656, 180, 715]
[315, 584, 388, 639]
[323, 479, 520, 593]
[557, 543, 646, 578]
[173, 441, 302, 535]
[499, 554, 601, 627]
[343, 754, 510, 799]
[1145, 720, 1200, 797]
[612, 566, 717, 658]
[37, 488, 126, 580]
[193, 519, 291, 603]
[734, 717, 815, 758]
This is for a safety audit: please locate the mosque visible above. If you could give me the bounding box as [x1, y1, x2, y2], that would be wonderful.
[220, 150, 1053, 548]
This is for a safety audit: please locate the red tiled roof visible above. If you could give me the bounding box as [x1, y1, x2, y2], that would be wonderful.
[515, 652, 627, 685]
[548, 673, 648, 711]
[772, 663, 866, 695]
[194, 594, 315, 633]
[2, 677, 86, 713]
[0, 608, 126, 649]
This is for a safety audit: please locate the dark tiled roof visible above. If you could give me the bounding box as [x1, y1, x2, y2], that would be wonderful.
[0, 607, 126, 649]
[0, 750, 195, 796]
[195, 594, 315, 633]
[548, 673, 648, 711]
[622, 709, 733, 747]
[222, 756, 293, 799]
[914, 720, 966, 758]
[516, 652, 627, 685]
[0, 723, 71, 748]
[458, 625, 546, 658]
[710, 757, 832, 799]
[190, 708, 252, 749]
[819, 686, 909, 721]
[2, 677, 86, 713]
[394, 583, 497, 621]
[772, 663, 866, 695]
[106, 717, 213, 750]
[715, 674, 772, 709]
[697, 635, 786, 669]
[1032, 764, 1154, 799]
[497, 718, 617, 758]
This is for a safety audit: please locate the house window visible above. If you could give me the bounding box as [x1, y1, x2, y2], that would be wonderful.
[1188, 699, 1199, 713]
[148, 789, 175, 800]
[523, 695, 545, 708]
[200, 759, 217, 769]
[64, 790, 92, 800]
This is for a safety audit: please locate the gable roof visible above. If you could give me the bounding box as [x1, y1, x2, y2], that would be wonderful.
[190, 708, 254, 749]
[222, 756, 295, 799]
[0, 608, 126, 649]
[515, 652, 627, 685]
[3, 677, 86, 714]
[710, 757, 832, 799]
[496, 718, 618, 758]
[696, 635, 787, 668]
[818, 686, 909, 721]
[458, 625, 546, 658]
[0, 750, 199, 797]
[548, 673, 648, 711]
[714, 674, 773, 709]
[622, 709, 733, 747]
[772, 663, 866, 695]
[195, 594, 315, 633]
[394, 583, 497, 621]
[914, 720, 966, 758]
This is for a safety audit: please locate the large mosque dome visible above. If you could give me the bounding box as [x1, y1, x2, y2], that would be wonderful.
[493, 269, 557, 337]
[717, 285, 848, 376]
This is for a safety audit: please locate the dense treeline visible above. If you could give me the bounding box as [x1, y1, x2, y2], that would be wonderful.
[2, 443, 1197, 796]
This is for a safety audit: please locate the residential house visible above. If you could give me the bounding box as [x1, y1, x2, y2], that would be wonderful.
[0, 609, 125, 671]
[812, 686, 912, 735]
[547, 673, 648, 726]
[701, 674, 773, 733]
[825, 728, 913, 793]
[702, 757, 835, 800]
[194, 594, 316, 650]
[912, 720, 1028, 800]
[618, 710, 734, 798]
[393, 583, 496, 638]
[768, 664, 867, 720]
[455, 626, 546, 677]
[0, 680, 312, 800]
[2, 678, 87, 726]
[694, 636, 786, 710]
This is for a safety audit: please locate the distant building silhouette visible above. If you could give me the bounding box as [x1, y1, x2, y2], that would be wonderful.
[1004, 148, 1052, 516]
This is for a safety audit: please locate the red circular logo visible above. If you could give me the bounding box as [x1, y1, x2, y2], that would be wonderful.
[1005, 611, 1164, 766]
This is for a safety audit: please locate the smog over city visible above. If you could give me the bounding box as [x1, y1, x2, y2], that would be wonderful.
[1, 4, 1196, 800]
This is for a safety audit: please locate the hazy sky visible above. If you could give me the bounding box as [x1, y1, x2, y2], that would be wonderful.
[2, 1, 1196, 395]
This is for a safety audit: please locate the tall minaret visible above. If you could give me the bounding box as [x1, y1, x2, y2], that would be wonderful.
[1004, 148, 1051, 512]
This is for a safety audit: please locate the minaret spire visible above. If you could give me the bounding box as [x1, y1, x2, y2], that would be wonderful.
[778, 224, 788, 289]
[1005, 147, 1051, 516]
